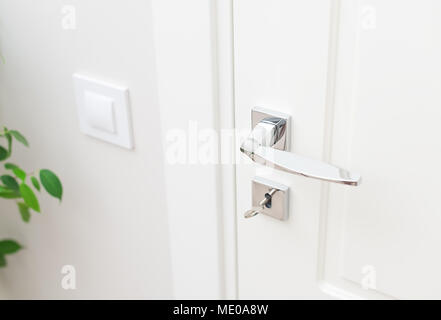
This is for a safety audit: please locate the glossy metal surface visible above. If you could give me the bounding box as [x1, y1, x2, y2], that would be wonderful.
[251, 106, 290, 151]
[245, 177, 289, 221]
[241, 112, 361, 186]
[244, 188, 278, 219]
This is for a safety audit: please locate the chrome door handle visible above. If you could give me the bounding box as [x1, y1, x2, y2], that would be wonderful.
[240, 117, 361, 186]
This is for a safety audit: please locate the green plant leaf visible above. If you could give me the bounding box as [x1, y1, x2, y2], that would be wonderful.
[0, 239, 22, 255]
[13, 167, 26, 181]
[0, 186, 21, 199]
[5, 132, 12, 156]
[19, 183, 40, 212]
[18, 202, 31, 223]
[0, 193, 21, 199]
[0, 255, 6, 267]
[31, 176, 40, 191]
[0, 146, 7, 161]
[40, 169, 62, 201]
[9, 130, 28, 147]
[4, 163, 18, 170]
[1, 175, 19, 190]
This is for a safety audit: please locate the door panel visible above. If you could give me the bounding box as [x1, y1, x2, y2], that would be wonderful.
[234, 0, 333, 299]
[235, 0, 441, 299]
[325, 0, 441, 300]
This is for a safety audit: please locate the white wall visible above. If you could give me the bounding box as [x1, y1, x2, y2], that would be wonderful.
[0, 0, 172, 299]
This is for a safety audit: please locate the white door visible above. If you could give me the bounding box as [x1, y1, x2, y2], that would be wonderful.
[234, 0, 441, 299]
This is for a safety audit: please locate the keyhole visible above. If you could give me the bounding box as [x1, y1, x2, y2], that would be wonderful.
[264, 193, 272, 208]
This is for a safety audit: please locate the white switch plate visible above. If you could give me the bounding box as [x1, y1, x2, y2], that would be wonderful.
[73, 74, 133, 149]
[83, 91, 116, 133]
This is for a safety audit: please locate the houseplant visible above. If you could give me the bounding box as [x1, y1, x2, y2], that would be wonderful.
[0, 127, 62, 267]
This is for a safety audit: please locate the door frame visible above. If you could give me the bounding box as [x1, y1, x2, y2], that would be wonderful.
[152, 0, 237, 299]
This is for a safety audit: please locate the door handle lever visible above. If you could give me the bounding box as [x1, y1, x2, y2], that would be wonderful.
[240, 117, 361, 186]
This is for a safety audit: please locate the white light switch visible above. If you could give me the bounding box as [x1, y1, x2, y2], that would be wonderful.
[73, 74, 133, 149]
[84, 91, 116, 133]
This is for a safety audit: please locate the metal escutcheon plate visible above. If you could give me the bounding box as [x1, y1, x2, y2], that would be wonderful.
[252, 176, 289, 221]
